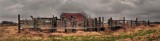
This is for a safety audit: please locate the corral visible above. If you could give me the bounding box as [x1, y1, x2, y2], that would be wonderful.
[18, 12, 105, 33]
[17, 13, 151, 33]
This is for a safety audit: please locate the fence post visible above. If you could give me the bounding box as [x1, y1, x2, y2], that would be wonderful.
[92, 19, 94, 27]
[52, 15, 55, 28]
[110, 17, 112, 27]
[55, 17, 57, 27]
[148, 20, 150, 26]
[30, 16, 37, 31]
[108, 17, 113, 27]
[143, 20, 146, 26]
[145, 21, 147, 27]
[83, 19, 86, 28]
[18, 14, 21, 33]
[102, 17, 104, 27]
[30, 16, 36, 30]
[97, 17, 101, 31]
[131, 20, 133, 27]
[95, 18, 98, 27]
[136, 18, 138, 26]
[84, 19, 87, 31]
[115, 20, 118, 26]
[99, 17, 101, 27]
[123, 17, 125, 27]
[51, 15, 56, 32]
[33, 19, 36, 31]
[86, 19, 89, 28]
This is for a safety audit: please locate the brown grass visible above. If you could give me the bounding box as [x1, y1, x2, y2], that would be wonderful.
[0, 24, 160, 41]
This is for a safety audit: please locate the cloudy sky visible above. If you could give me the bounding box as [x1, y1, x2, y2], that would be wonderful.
[0, 0, 160, 22]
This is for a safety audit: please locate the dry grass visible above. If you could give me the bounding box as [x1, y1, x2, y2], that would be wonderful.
[0, 25, 160, 41]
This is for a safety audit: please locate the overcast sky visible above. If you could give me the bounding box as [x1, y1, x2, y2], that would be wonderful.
[0, 0, 160, 22]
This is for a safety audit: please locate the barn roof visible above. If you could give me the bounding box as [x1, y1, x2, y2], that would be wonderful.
[60, 12, 88, 19]
[60, 12, 89, 23]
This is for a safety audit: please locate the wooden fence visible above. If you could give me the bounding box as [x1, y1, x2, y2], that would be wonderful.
[18, 14, 151, 33]
[18, 14, 105, 33]
[108, 17, 150, 27]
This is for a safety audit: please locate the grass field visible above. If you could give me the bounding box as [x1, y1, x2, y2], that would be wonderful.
[0, 25, 160, 41]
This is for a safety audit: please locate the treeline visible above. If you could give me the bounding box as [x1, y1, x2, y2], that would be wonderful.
[151, 22, 160, 24]
[0, 21, 17, 26]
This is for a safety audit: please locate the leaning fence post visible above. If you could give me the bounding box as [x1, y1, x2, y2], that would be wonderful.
[30, 16, 36, 30]
[18, 14, 21, 33]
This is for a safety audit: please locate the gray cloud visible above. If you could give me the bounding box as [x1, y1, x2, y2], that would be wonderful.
[0, 0, 160, 22]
